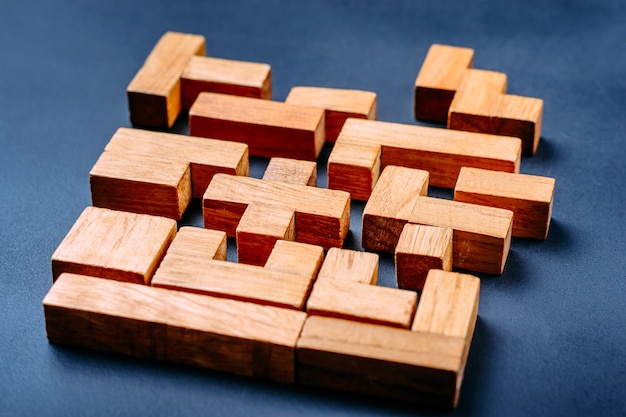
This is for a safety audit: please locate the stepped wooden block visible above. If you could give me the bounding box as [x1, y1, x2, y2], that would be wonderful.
[152, 227, 322, 310]
[127, 32, 205, 128]
[285, 86, 377, 142]
[51, 207, 176, 284]
[44, 273, 306, 383]
[189, 92, 325, 160]
[327, 119, 521, 200]
[414, 44, 474, 123]
[454, 167, 556, 239]
[316, 247, 379, 285]
[203, 174, 350, 250]
[262, 157, 317, 186]
[181, 55, 271, 109]
[492, 94, 544, 156]
[395, 224, 453, 291]
[362, 166, 429, 252]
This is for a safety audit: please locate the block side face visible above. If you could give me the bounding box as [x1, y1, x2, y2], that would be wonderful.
[202, 199, 248, 237]
[414, 86, 456, 123]
[127, 91, 169, 128]
[285, 87, 377, 116]
[362, 213, 407, 253]
[395, 253, 443, 291]
[455, 167, 555, 203]
[452, 230, 508, 274]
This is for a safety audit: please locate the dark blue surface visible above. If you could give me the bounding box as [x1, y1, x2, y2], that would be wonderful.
[1, 1, 625, 416]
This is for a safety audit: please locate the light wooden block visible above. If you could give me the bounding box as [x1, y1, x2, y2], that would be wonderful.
[189, 92, 325, 160]
[362, 166, 429, 252]
[203, 174, 350, 250]
[306, 279, 417, 328]
[264, 240, 325, 280]
[127, 32, 205, 128]
[410, 197, 513, 274]
[262, 157, 317, 186]
[51, 207, 176, 284]
[492, 94, 544, 156]
[285, 86, 377, 142]
[44, 273, 306, 383]
[317, 247, 379, 285]
[181, 55, 271, 109]
[414, 44, 474, 123]
[296, 316, 466, 408]
[327, 119, 521, 200]
[395, 224, 453, 291]
[104, 127, 249, 199]
[454, 167, 555, 240]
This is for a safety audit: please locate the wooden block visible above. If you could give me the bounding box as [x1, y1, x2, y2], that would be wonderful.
[410, 197, 513, 274]
[104, 127, 249, 199]
[317, 248, 379, 285]
[164, 226, 227, 262]
[454, 167, 555, 239]
[395, 224, 453, 291]
[127, 32, 205, 128]
[51, 207, 176, 284]
[203, 174, 350, 250]
[306, 279, 417, 328]
[181, 55, 271, 109]
[189, 92, 325, 160]
[327, 119, 521, 200]
[264, 240, 324, 280]
[285, 86, 377, 142]
[492, 94, 544, 156]
[44, 273, 306, 383]
[296, 316, 466, 408]
[362, 166, 429, 252]
[262, 157, 317, 186]
[414, 44, 474, 123]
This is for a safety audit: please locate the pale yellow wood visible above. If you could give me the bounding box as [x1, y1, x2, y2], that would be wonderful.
[454, 167, 555, 239]
[262, 157, 317, 186]
[317, 248, 379, 285]
[44, 273, 306, 383]
[492, 94, 544, 155]
[264, 240, 324, 280]
[189, 92, 326, 160]
[127, 32, 206, 128]
[51, 207, 176, 284]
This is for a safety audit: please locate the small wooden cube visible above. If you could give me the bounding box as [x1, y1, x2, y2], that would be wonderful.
[492, 94, 544, 156]
[316, 247, 379, 285]
[395, 224, 453, 291]
[264, 240, 324, 280]
[262, 157, 317, 186]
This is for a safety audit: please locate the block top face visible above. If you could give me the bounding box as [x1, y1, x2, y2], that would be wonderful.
[456, 167, 555, 203]
[493, 94, 544, 122]
[396, 224, 453, 257]
[415, 44, 475, 91]
[183, 55, 271, 88]
[363, 165, 429, 218]
[317, 247, 379, 284]
[450, 69, 508, 116]
[285, 86, 377, 116]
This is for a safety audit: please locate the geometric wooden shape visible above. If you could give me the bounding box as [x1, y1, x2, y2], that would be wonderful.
[51, 207, 177, 284]
[285, 86, 377, 142]
[316, 247, 379, 285]
[492, 94, 544, 156]
[127, 32, 205, 128]
[454, 167, 555, 239]
[395, 224, 453, 291]
[262, 157, 317, 186]
[181, 55, 272, 109]
[414, 44, 474, 123]
[264, 240, 325, 281]
[44, 273, 307, 383]
[327, 119, 521, 200]
[189, 92, 326, 160]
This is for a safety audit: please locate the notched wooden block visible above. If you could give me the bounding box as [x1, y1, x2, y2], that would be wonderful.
[454, 167, 555, 240]
[262, 157, 317, 186]
[317, 247, 379, 285]
[51, 207, 176, 284]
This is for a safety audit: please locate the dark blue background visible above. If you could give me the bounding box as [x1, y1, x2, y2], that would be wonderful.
[1, 1, 625, 416]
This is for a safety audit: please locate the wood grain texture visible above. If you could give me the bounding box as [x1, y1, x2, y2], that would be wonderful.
[264, 240, 324, 280]
[395, 224, 453, 291]
[454, 167, 555, 240]
[262, 157, 317, 186]
[203, 174, 350, 250]
[181, 55, 271, 109]
[296, 316, 466, 408]
[44, 273, 306, 383]
[127, 32, 205, 128]
[414, 44, 474, 123]
[492, 94, 544, 156]
[189, 92, 325, 160]
[317, 247, 379, 285]
[285, 86, 377, 142]
[51, 207, 176, 284]
[326, 136, 381, 201]
[362, 166, 429, 252]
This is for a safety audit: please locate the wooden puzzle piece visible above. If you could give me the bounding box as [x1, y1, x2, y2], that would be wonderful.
[264, 240, 325, 280]
[414, 44, 474, 123]
[189, 92, 326, 160]
[491, 94, 544, 156]
[44, 273, 307, 383]
[181, 55, 272, 109]
[127, 32, 205, 128]
[327, 118, 521, 200]
[395, 224, 453, 291]
[454, 167, 556, 240]
[284, 86, 377, 142]
[316, 247, 379, 285]
[51, 207, 176, 284]
[262, 157, 317, 186]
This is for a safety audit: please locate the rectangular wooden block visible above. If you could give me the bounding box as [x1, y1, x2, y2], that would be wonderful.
[410, 197, 513, 274]
[181, 55, 271, 109]
[316, 247, 379, 285]
[189, 92, 326, 160]
[51, 206, 177, 284]
[285, 86, 377, 142]
[454, 167, 555, 239]
[414, 44, 474, 123]
[127, 32, 206, 128]
[492, 94, 544, 156]
[262, 157, 317, 186]
[44, 273, 306, 383]
[296, 316, 466, 408]
[264, 240, 324, 280]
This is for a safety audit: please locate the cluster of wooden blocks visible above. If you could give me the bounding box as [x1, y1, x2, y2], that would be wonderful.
[43, 31, 556, 409]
